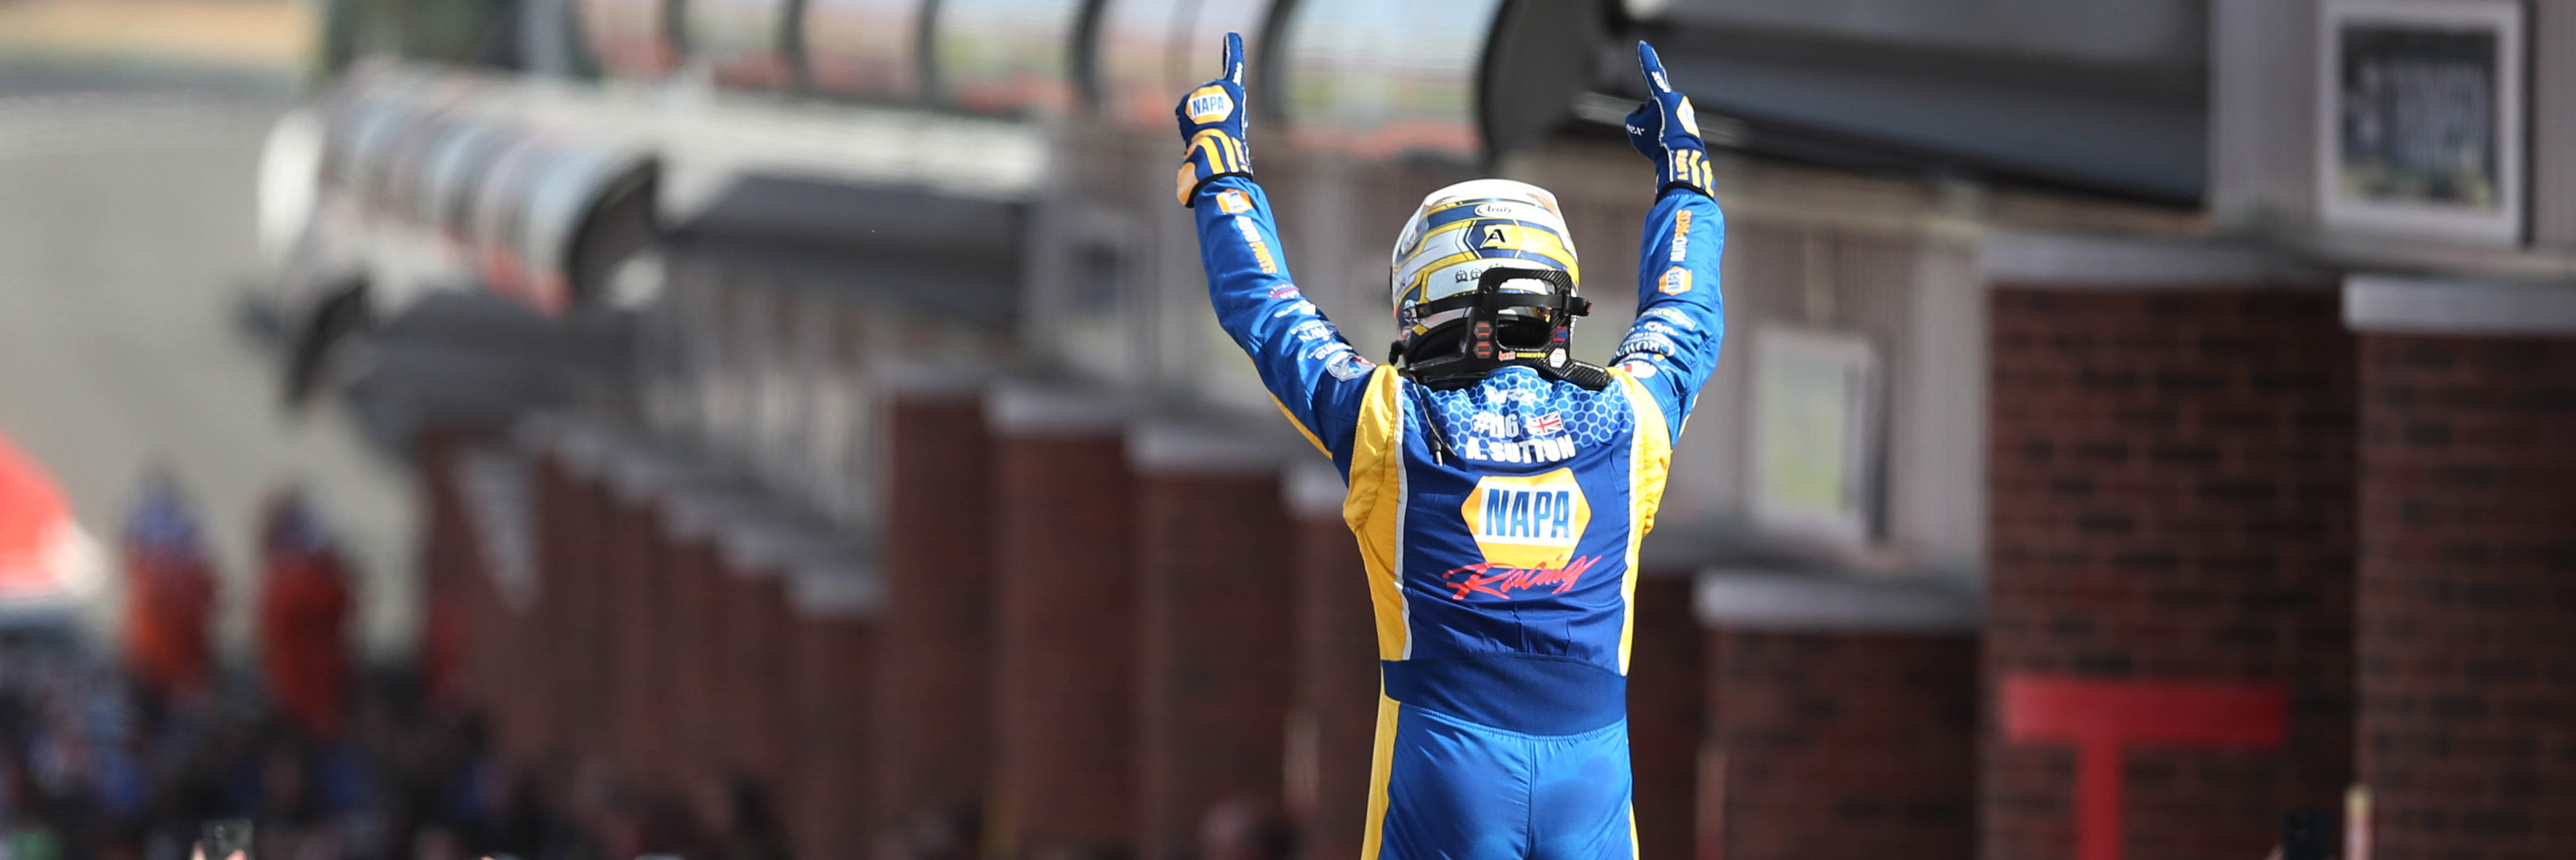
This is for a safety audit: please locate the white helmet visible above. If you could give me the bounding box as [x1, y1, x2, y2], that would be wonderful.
[1388, 179, 1589, 376]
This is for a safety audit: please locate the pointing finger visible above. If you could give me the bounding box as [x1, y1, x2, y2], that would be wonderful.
[1636, 41, 1670, 93]
[1224, 32, 1245, 85]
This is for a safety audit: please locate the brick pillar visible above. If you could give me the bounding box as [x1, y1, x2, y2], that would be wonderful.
[1128, 424, 1296, 860]
[609, 444, 731, 787]
[1283, 461, 1376, 860]
[715, 511, 814, 790]
[536, 421, 619, 765]
[989, 385, 1137, 860]
[601, 441, 675, 784]
[416, 429, 478, 710]
[1984, 244, 2355, 860]
[1627, 568, 1704, 860]
[662, 487, 754, 789]
[877, 377, 996, 832]
[1699, 574, 1980, 860]
[427, 432, 514, 731]
[522, 430, 571, 765]
[472, 423, 549, 769]
[419, 433, 476, 675]
[788, 559, 881, 860]
[2347, 279, 2576, 860]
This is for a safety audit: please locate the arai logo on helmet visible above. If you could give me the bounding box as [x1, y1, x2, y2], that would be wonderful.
[1473, 202, 1528, 219]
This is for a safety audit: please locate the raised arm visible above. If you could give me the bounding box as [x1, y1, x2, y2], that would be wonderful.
[1178, 34, 1377, 468]
[1609, 41, 1727, 442]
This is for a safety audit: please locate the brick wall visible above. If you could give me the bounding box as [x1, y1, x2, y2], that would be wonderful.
[533, 446, 600, 764]
[877, 393, 998, 832]
[2354, 333, 2576, 860]
[605, 490, 675, 783]
[789, 576, 878, 860]
[423, 433, 538, 763]
[990, 431, 1138, 860]
[416, 430, 473, 709]
[1986, 286, 2356, 860]
[1704, 627, 1979, 860]
[1627, 573, 1703, 860]
[668, 523, 731, 787]
[715, 547, 795, 788]
[1132, 470, 1295, 860]
[1287, 478, 1377, 860]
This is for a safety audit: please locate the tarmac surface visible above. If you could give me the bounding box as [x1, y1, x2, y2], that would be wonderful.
[0, 56, 420, 659]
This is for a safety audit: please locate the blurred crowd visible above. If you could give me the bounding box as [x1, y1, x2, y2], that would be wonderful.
[0, 473, 708, 860]
[0, 472, 505, 860]
[1, 472, 1302, 860]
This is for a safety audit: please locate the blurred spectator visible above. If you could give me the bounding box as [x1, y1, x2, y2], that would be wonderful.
[120, 472, 217, 707]
[256, 488, 354, 743]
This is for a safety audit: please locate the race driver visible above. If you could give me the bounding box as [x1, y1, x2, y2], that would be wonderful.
[1176, 35, 1727, 860]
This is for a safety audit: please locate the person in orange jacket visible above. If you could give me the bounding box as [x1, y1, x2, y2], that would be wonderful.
[121, 471, 217, 705]
[258, 487, 354, 741]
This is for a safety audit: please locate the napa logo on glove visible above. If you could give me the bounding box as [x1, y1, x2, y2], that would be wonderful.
[1459, 468, 1592, 570]
[1186, 85, 1237, 124]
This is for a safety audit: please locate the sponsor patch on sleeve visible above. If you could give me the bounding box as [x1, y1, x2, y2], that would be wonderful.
[1658, 265, 1692, 295]
[1233, 215, 1280, 274]
[1325, 352, 1374, 381]
[1215, 189, 1252, 214]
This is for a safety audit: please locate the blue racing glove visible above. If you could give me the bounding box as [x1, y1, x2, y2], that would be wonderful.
[1623, 41, 1713, 197]
[1175, 32, 1252, 207]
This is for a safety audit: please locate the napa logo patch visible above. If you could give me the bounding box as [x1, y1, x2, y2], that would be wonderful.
[1459, 468, 1591, 570]
[1187, 86, 1236, 124]
[1658, 265, 1692, 295]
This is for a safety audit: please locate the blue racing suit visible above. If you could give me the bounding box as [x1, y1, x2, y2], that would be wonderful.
[1190, 174, 1726, 860]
